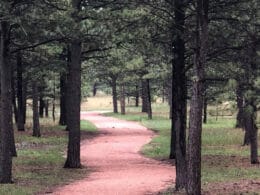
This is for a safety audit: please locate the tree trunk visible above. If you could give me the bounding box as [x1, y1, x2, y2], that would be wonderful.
[93, 82, 97, 96]
[45, 100, 49, 117]
[243, 123, 250, 146]
[0, 21, 14, 183]
[64, 39, 82, 168]
[146, 80, 152, 119]
[203, 97, 208, 124]
[111, 76, 118, 113]
[22, 80, 27, 124]
[141, 80, 148, 113]
[244, 103, 258, 163]
[59, 72, 67, 125]
[39, 95, 45, 118]
[170, 0, 187, 190]
[32, 82, 40, 137]
[235, 82, 244, 128]
[11, 67, 18, 124]
[17, 51, 25, 131]
[135, 85, 139, 107]
[120, 84, 126, 115]
[186, 1, 208, 194]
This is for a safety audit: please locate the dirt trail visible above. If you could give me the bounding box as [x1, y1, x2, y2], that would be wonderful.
[52, 111, 175, 195]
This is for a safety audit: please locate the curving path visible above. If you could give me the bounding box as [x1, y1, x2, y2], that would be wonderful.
[52, 111, 175, 195]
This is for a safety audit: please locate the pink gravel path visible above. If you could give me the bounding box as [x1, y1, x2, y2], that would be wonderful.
[52, 111, 175, 195]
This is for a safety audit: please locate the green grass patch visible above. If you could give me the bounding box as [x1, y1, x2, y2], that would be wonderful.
[107, 110, 260, 187]
[0, 117, 96, 195]
[81, 120, 97, 132]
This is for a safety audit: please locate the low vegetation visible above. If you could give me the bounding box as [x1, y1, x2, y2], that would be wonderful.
[106, 103, 260, 194]
[0, 118, 97, 195]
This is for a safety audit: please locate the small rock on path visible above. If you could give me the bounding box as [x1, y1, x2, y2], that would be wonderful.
[52, 111, 175, 195]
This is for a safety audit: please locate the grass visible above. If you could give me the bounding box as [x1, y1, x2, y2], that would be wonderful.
[106, 104, 260, 193]
[0, 117, 97, 195]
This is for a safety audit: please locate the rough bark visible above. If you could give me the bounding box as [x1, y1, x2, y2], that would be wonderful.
[0, 21, 13, 183]
[11, 67, 18, 124]
[32, 82, 41, 137]
[111, 76, 118, 114]
[186, 1, 208, 194]
[120, 84, 126, 115]
[64, 39, 82, 168]
[59, 72, 67, 125]
[169, 0, 187, 190]
[235, 81, 244, 128]
[17, 51, 25, 131]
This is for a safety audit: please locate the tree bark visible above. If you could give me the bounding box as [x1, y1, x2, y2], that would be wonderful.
[32, 82, 40, 137]
[59, 72, 67, 125]
[45, 100, 49, 117]
[17, 51, 25, 131]
[186, 1, 208, 194]
[135, 85, 139, 107]
[243, 103, 258, 163]
[169, 0, 187, 190]
[39, 95, 45, 118]
[111, 75, 118, 113]
[22, 79, 27, 124]
[93, 82, 97, 96]
[146, 79, 152, 119]
[64, 39, 82, 168]
[235, 82, 244, 128]
[203, 97, 208, 124]
[0, 21, 14, 183]
[141, 80, 148, 113]
[120, 84, 126, 115]
[11, 67, 18, 124]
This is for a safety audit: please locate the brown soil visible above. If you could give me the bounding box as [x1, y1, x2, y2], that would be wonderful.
[203, 180, 260, 194]
[51, 111, 175, 195]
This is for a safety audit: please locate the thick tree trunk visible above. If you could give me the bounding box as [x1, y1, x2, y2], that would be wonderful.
[141, 80, 148, 113]
[64, 39, 82, 168]
[0, 21, 14, 183]
[120, 84, 126, 115]
[146, 80, 152, 119]
[243, 126, 250, 145]
[59, 72, 67, 125]
[186, 1, 208, 194]
[17, 51, 25, 131]
[11, 68, 18, 124]
[170, 0, 187, 190]
[32, 82, 40, 137]
[236, 82, 244, 128]
[111, 76, 118, 113]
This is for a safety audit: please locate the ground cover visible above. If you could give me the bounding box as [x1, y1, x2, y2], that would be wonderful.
[0, 118, 97, 195]
[106, 104, 260, 194]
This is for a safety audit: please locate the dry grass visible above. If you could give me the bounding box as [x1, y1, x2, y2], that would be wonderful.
[81, 96, 115, 111]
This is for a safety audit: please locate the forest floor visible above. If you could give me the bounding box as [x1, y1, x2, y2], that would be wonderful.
[51, 111, 175, 195]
